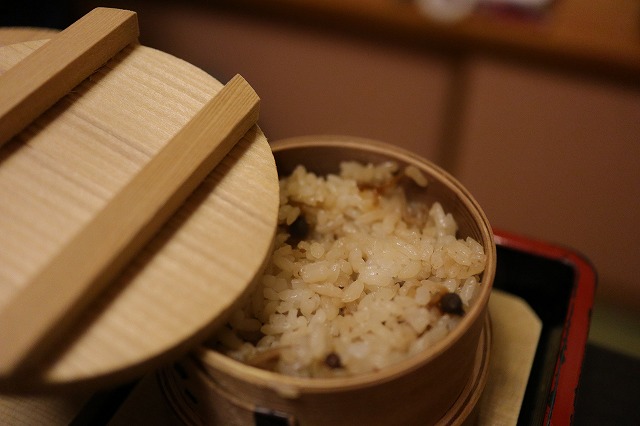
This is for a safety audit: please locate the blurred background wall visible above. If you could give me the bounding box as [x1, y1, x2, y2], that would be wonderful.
[3, 0, 639, 356]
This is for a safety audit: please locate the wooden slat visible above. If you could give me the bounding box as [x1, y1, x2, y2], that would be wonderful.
[0, 8, 139, 147]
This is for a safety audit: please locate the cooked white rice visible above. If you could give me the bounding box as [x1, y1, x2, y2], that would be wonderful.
[214, 161, 486, 377]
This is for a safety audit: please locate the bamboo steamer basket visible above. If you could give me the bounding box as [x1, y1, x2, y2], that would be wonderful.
[159, 136, 497, 426]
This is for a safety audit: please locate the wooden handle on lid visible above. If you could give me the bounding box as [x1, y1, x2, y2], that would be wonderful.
[0, 8, 139, 147]
[0, 74, 260, 377]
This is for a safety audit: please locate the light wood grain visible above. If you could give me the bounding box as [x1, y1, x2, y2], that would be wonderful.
[0, 8, 139, 147]
[0, 39, 278, 390]
[0, 28, 60, 47]
[0, 74, 260, 377]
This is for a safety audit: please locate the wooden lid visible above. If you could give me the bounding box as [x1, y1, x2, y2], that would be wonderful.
[0, 20, 279, 390]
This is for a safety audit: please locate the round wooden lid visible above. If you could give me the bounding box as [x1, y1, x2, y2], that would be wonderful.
[0, 37, 279, 390]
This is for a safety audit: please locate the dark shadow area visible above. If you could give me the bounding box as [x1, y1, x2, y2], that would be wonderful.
[573, 343, 640, 426]
[0, 0, 75, 29]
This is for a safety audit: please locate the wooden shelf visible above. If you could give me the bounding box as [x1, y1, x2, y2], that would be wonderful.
[215, 0, 640, 82]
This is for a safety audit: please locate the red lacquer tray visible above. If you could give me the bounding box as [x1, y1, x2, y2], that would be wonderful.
[493, 229, 596, 425]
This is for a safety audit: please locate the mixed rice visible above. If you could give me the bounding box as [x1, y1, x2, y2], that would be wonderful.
[213, 161, 486, 377]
